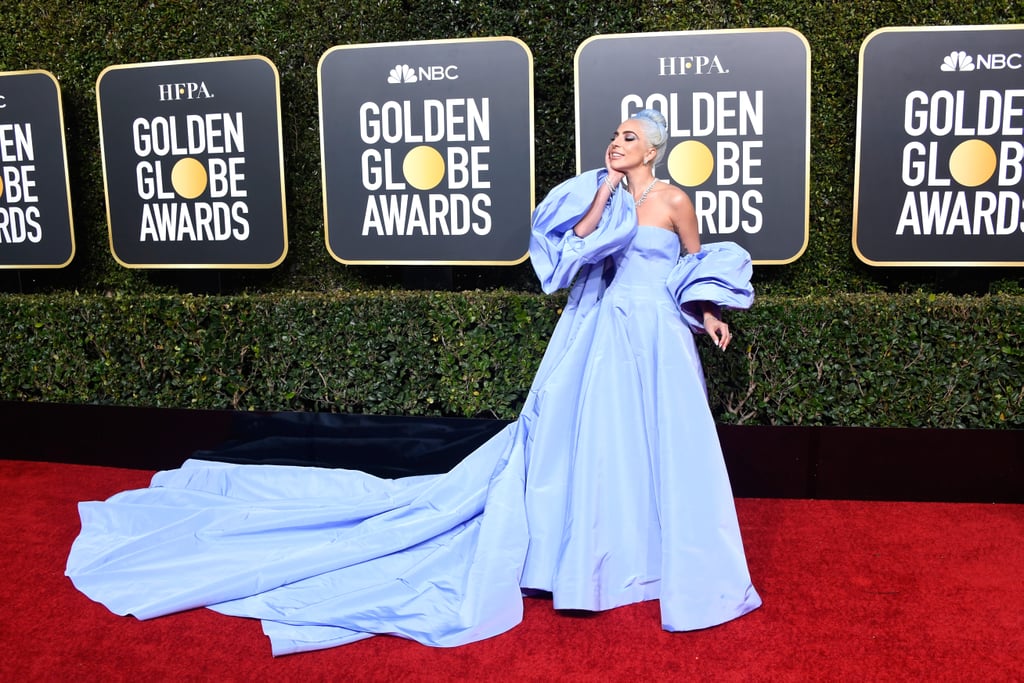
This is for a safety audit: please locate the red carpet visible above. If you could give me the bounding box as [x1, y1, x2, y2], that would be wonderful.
[1, 458, 1021, 682]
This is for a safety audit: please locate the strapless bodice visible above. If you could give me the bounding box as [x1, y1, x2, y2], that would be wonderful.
[612, 225, 682, 286]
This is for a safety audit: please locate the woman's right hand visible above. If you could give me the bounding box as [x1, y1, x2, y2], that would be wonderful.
[604, 148, 625, 188]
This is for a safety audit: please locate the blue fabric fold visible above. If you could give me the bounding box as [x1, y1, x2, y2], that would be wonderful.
[529, 169, 637, 294]
[666, 241, 754, 332]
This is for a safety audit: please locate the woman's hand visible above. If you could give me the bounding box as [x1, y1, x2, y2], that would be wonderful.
[604, 148, 625, 187]
[704, 313, 732, 350]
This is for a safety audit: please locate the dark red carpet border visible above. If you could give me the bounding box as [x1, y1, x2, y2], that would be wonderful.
[1, 458, 1021, 682]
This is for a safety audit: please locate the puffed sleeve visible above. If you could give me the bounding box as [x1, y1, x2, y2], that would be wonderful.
[666, 241, 755, 332]
[529, 169, 637, 293]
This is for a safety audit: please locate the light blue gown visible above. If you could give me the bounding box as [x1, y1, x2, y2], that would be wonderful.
[66, 169, 761, 656]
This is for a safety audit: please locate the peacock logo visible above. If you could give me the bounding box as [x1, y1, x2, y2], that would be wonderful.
[941, 51, 975, 72]
[387, 64, 417, 84]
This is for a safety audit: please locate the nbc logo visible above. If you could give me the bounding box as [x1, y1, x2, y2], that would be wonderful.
[387, 64, 459, 84]
[388, 64, 417, 84]
[941, 51, 975, 72]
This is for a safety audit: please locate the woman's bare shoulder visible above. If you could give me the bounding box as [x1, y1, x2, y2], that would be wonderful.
[659, 181, 693, 207]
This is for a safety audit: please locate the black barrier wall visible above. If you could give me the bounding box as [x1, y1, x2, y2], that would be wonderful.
[4, 402, 1020, 503]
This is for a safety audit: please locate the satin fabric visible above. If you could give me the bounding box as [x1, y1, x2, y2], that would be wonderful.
[66, 169, 761, 655]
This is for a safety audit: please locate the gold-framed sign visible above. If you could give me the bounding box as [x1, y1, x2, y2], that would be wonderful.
[854, 25, 1024, 267]
[319, 37, 534, 265]
[576, 29, 811, 265]
[0, 70, 74, 269]
[97, 55, 287, 269]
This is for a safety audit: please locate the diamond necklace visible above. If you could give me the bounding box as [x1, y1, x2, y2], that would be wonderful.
[633, 178, 659, 207]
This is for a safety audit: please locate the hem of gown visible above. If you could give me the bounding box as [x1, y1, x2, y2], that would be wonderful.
[261, 585, 764, 655]
[520, 582, 762, 634]
[661, 585, 763, 632]
[545, 584, 661, 615]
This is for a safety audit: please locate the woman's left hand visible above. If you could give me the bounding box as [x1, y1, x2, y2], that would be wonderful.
[704, 315, 732, 350]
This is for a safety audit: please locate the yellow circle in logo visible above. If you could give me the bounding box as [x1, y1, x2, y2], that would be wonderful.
[667, 140, 714, 188]
[0, 177, 4, 200]
[171, 157, 208, 199]
[949, 139, 997, 188]
[403, 146, 445, 191]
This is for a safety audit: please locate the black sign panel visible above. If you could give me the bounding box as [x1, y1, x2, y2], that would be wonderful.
[97, 56, 287, 268]
[855, 25, 1024, 266]
[576, 29, 810, 264]
[320, 38, 534, 265]
[0, 70, 74, 268]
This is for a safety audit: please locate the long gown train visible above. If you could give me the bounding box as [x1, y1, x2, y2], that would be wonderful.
[66, 169, 762, 655]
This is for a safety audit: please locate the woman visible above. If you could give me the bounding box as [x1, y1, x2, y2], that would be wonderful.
[66, 109, 761, 655]
[560, 108, 733, 347]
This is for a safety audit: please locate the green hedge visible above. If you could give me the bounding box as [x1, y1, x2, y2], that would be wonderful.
[2, 292, 1020, 428]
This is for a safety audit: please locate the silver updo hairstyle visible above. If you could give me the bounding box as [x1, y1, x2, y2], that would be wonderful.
[630, 108, 669, 168]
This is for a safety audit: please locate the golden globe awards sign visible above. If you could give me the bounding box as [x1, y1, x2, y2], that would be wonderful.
[97, 56, 287, 268]
[319, 38, 534, 264]
[576, 29, 810, 264]
[855, 25, 1024, 266]
[0, 70, 74, 269]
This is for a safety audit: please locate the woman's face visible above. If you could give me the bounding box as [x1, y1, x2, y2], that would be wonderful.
[607, 120, 652, 171]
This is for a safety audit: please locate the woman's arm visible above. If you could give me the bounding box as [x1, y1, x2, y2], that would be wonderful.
[669, 188, 732, 350]
[572, 152, 625, 238]
[571, 181, 615, 238]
